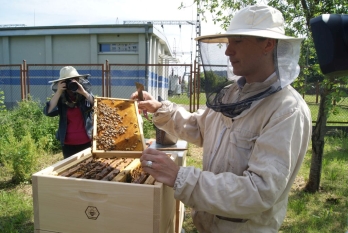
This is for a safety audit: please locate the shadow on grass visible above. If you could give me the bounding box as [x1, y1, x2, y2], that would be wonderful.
[0, 211, 34, 233]
[0, 179, 17, 190]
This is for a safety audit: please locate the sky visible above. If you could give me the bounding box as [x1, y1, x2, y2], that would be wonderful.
[0, 0, 224, 64]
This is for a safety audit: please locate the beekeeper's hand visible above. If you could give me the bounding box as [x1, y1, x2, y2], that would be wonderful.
[130, 91, 162, 113]
[140, 148, 179, 187]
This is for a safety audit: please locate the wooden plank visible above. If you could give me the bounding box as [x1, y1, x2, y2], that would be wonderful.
[132, 173, 148, 184]
[153, 181, 161, 233]
[144, 175, 156, 185]
[112, 158, 141, 182]
[34, 148, 92, 176]
[92, 99, 98, 153]
[58, 157, 134, 180]
[59, 157, 93, 177]
[157, 181, 176, 233]
[52, 153, 93, 176]
[32, 175, 164, 233]
[93, 150, 143, 158]
[32, 175, 40, 233]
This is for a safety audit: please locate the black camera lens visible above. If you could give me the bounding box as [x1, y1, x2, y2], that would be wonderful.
[65, 79, 78, 91]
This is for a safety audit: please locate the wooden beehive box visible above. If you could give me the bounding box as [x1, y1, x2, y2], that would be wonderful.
[92, 97, 146, 158]
[32, 148, 176, 233]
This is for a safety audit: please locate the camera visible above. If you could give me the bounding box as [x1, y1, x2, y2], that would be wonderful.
[65, 79, 78, 91]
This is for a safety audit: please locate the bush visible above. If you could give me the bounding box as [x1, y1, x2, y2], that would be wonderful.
[0, 90, 6, 112]
[1, 129, 40, 183]
[2, 96, 60, 153]
[0, 97, 61, 183]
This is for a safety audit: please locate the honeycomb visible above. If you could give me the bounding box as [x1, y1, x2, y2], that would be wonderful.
[93, 98, 144, 152]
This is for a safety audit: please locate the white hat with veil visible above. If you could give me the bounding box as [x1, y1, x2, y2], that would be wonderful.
[196, 5, 303, 118]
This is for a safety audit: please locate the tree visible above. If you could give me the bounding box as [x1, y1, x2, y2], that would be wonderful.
[187, 0, 348, 192]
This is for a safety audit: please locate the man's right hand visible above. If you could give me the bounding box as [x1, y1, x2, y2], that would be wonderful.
[130, 91, 163, 113]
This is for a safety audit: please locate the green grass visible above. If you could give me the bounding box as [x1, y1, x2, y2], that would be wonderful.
[168, 94, 206, 105]
[0, 188, 33, 233]
[0, 153, 62, 233]
[278, 135, 348, 233]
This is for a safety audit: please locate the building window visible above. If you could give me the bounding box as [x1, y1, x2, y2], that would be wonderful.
[99, 43, 138, 53]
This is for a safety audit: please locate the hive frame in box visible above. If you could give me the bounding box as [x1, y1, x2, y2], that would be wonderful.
[32, 148, 177, 233]
[92, 97, 146, 158]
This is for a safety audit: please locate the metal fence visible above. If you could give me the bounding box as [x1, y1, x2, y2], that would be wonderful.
[0, 61, 200, 112]
[0, 61, 347, 124]
[300, 81, 348, 125]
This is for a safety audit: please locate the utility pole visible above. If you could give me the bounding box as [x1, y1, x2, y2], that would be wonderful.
[192, 3, 202, 112]
[124, 20, 200, 64]
[123, 20, 195, 25]
[195, 9, 201, 64]
[124, 14, 202, 112]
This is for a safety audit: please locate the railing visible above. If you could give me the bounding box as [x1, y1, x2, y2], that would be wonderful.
[1, 61, 348, 124]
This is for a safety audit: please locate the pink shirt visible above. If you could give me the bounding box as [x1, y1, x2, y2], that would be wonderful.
[64, 107, 90, 145]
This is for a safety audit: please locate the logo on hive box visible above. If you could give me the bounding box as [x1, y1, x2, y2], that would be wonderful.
[85, 206, 100, 220]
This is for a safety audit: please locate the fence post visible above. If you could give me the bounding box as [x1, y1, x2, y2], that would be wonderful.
[20, 63, 24, 100]
[316, 80, 319, 104]
[192, 60, 197, 112]
[22, 60, 28, 100]
[197, 64, 201, 110]
[105, 60, 109, 97]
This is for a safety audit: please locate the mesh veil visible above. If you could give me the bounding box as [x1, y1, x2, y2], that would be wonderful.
[198, 38, 302, 118]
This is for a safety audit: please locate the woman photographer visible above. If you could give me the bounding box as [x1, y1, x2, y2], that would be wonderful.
[44, 66, 94, 159]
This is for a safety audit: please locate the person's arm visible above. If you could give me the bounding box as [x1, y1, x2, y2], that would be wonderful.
[47, 81, 65, 114]
[132, 89, 208, 146]
[74, 80, 94, 106]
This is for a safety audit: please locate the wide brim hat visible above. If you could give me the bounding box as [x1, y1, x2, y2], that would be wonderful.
[48, 66, 90, 83]
[196, 4, 303, 43]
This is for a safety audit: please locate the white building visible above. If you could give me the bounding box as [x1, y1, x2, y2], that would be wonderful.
[0, 23, 177, 65]
[0, 24, 184, 107]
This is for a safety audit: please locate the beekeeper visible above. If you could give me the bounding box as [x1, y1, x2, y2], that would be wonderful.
[132, 5, 312, 232]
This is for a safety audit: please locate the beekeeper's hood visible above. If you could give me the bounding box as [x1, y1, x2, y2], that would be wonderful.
[196, 4, 303, 118]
